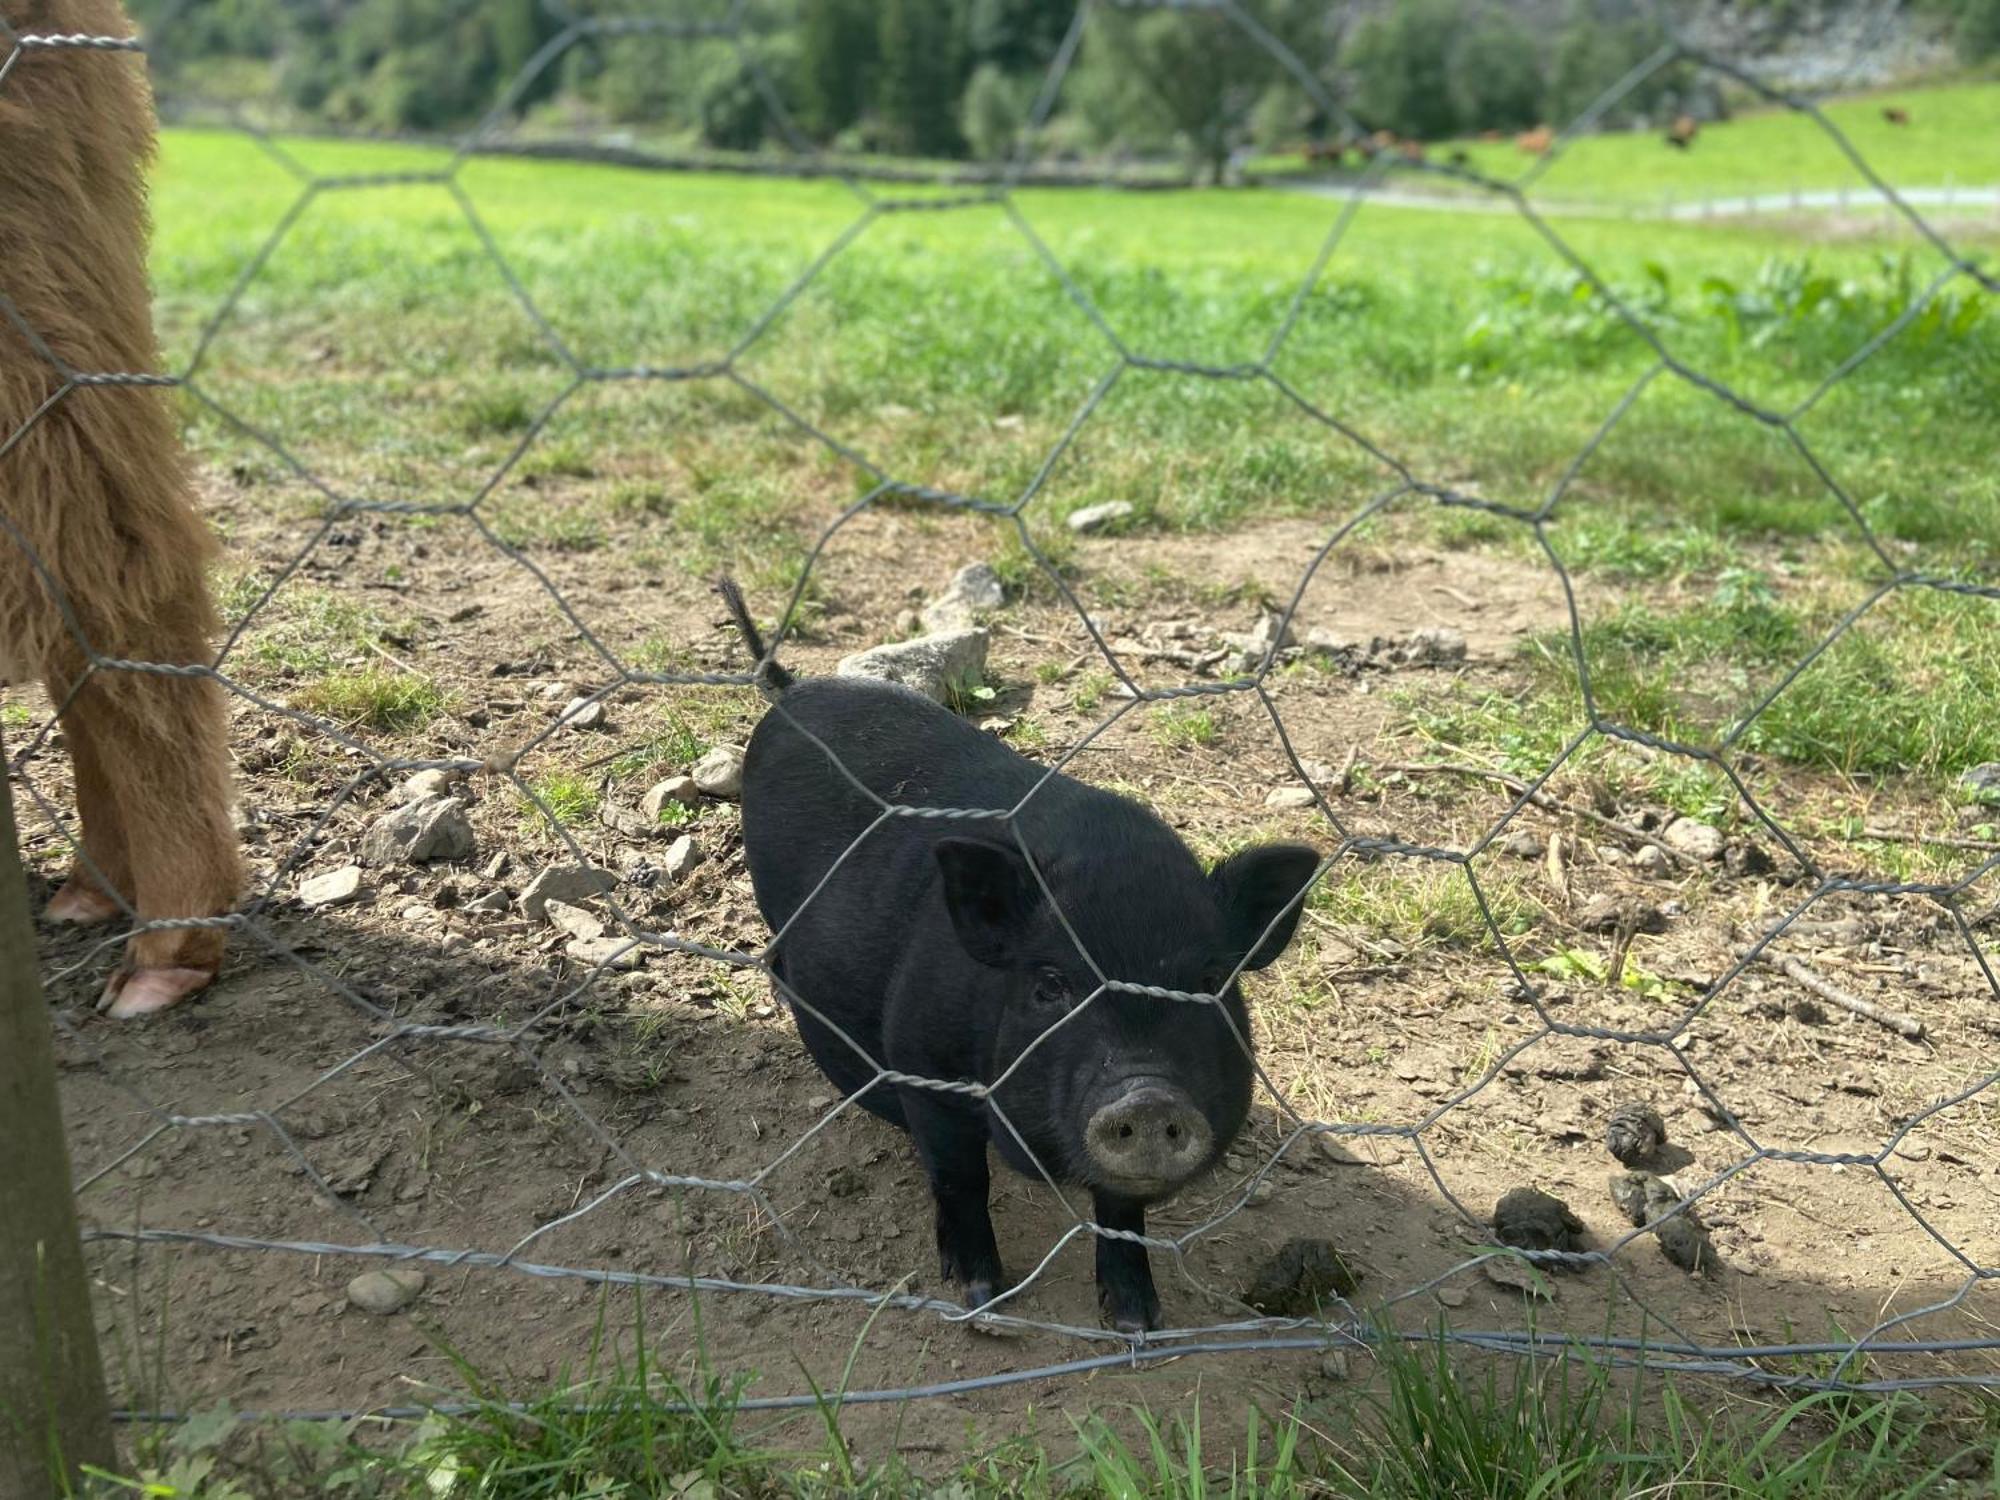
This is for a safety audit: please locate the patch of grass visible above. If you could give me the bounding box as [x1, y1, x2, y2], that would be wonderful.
[227, 579, 407, 680]
[293, 666, 447, 732]
[1072, 672, 1115, 715]
[522, 769, 599, 828]
[610, 709, 712, 782]
[1313, 864, 1536, 951]
[1152, 705, 1220, 750]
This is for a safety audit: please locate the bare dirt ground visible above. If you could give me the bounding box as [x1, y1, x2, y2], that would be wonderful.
[15, 477, 2000, 1462]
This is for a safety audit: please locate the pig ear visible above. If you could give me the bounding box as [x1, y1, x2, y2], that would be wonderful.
[1210, 843, 1321, 971]
[935, 837, 1041, 969]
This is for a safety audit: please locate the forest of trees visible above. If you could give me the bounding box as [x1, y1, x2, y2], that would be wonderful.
[135, 0, 1998, 170]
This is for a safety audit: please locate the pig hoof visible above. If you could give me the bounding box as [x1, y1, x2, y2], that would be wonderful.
[97, 966, 215, 1019]
[46, 880, 121, 925]
[1099, 1287, 1163, 1335]
[962, 1280, 998, 1313]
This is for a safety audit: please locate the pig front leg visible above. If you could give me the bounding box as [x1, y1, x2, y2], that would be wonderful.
[1093, 1192, 1163, 1334]
[903, 1091, 1005, 1311]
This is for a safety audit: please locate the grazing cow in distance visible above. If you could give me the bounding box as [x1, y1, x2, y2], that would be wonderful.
[1516, 125, 1555, 155]
[1666, 115, 1699, 150]
[1, 0, 243, 1017]
[1882, 106, 1910, 126]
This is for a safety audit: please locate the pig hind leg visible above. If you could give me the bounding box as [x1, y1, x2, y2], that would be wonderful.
[903, 1090, 1004, 1310]
[1092, 1191, 1163, 1333]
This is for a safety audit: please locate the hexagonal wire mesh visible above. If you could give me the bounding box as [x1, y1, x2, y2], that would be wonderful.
[4, 0, 1999, 1424]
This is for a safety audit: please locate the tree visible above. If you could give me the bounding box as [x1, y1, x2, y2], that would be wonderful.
[798, 0, 876, 141]
[1959, 0, 2000, 62]
[961, 61, 1025, 162]
[1342, 0, 1465, 141]
[1088, 1, 1332, 182]
[1447, 11, 1544, 133]
[877, 0, 961, 156]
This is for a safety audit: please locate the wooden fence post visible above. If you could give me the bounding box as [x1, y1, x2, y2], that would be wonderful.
[0, 726, 116, 1495]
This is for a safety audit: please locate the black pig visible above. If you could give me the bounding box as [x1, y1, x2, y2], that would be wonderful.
[719, 578, 1319, 1332]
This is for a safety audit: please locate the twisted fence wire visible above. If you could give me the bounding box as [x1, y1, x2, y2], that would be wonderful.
[3, 0, 1998, 1425]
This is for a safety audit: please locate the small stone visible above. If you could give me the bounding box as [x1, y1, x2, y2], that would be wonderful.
[1958, 762, 2000, 803]
[894, 609, 922, 636]
[642, 776, 699, 821]
[1434, 1285, 1469, 1308]
[559, 696, 607, 731]
[692, 745, 747, 799]
[1067, 499, 1134, 534]
[359, 797, 476, 866]
[1723, 840, 1775, 878]
[1662, 817, 1725, 862]
[837, 629, 990, 707]
[1632, 844, 1670, 878]
[1264, 786, 1317, 810]
[1491, 1187, 1587, 1260]
[1605, 1102, 1668, 1167]
[1501, 829, 1543, 859]
[921, 561, 1005, 633]
[465, 889, 510, 914]
[481, 851, 509, 881]
[544, 899, 606, 941]
[1222, 613, 1296, 672]
[397, 768, 454, 804]
[346, 1268, 425, 1315]
[1402, 625, 1467, 667]
[1483, 1255, 1554, 1299]
[567, 937, 641, 970]
[518, 864, 619, 921]
[1243, 1237, 1361, 1317]
[299, 865, 364, 908]
[1655, 1215, 1715, 1276]
[663, 835, 700, 882]
[1317, 1351, 1351, 1380]
[1302, 626, 1355, 659]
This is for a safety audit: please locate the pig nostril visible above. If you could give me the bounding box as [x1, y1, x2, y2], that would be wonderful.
[1118, 1124, 1134, 1140]
[1166, 1123, 1180, 1140]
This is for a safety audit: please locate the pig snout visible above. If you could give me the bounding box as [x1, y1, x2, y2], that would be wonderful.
[1083, 1082, 1213, 1196]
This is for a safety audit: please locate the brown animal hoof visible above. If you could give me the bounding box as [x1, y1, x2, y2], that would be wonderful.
[98, 965, 215, 1019]
[46, 879, 122, 925]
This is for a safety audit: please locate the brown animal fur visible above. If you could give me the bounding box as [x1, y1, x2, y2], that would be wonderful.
[1515, 125, 1554, 155]
[1, 0, 241, 1016]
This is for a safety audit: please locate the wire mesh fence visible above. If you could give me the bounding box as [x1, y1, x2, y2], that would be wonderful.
[4, 0, 1999, 1432]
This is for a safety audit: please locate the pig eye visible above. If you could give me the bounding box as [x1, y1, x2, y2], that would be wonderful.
[1032, 966, 1070, 1006]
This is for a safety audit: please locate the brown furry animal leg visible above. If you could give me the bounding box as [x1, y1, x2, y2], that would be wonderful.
[43, 691, 134, 924]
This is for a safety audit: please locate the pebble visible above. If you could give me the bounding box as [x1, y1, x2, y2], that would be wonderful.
[1067, 499, 1134, 533]
[1482, 1256, 1554, 1299]
[1662, 817, 1725, 862]
[346, 1268, 426, 1315]
[518, 864, 619, 921]
[1958, 762, 2000, 801]
[837, 629, 990, 707]
[481, 851, 510, 881]
[560, 696, 606, 731]
[1400, 625, 1467, 667]
[464, 889, 510, 914]
[1501, 829, 1543, 859]
[1318, 1352, 1351, 1380]
[894, 609, 923, 637]
[1264, 786, 1317, 810]
[1632, 844, 1670, 878]
[692, 745, 747, 799]
[299, 865, 365, 908]
[642, 776, 699, 821]
[663, 835, 700, 882]
[544, 899, 606, 941]
[359, 797, 476, 866]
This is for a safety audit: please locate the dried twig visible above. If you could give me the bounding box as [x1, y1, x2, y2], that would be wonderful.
[1856, 826, 2000, 853]
[1755, 951, 1927, 1041]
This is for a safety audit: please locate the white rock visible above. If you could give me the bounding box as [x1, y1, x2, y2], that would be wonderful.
[518, 864, 619, 920]
[299, 865, 365, 908]
[560, 696, 606, 731]
[359, 797, 476, 866]
[1662, 817, 1725, 862]
[921, 562, 1006, 632]
[1067, 500, 1134, 534]
[663, 835, 700, 882]
[346, 1268, 425, 1315]
[1633, 844, 1671, 878]
[397, 768, 454, 804]
[692, 745, 746, 799]
[1265, 786, 1317, 810]
[642, 776, 699, 821]
[544, 898, 606, 941]
[568, 936, 642, 970]
[837, 629, 990, 706]
[465, 889, 510, 914]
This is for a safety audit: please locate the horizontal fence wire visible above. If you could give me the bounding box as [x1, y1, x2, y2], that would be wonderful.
[3, 0, 1997, 1429]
